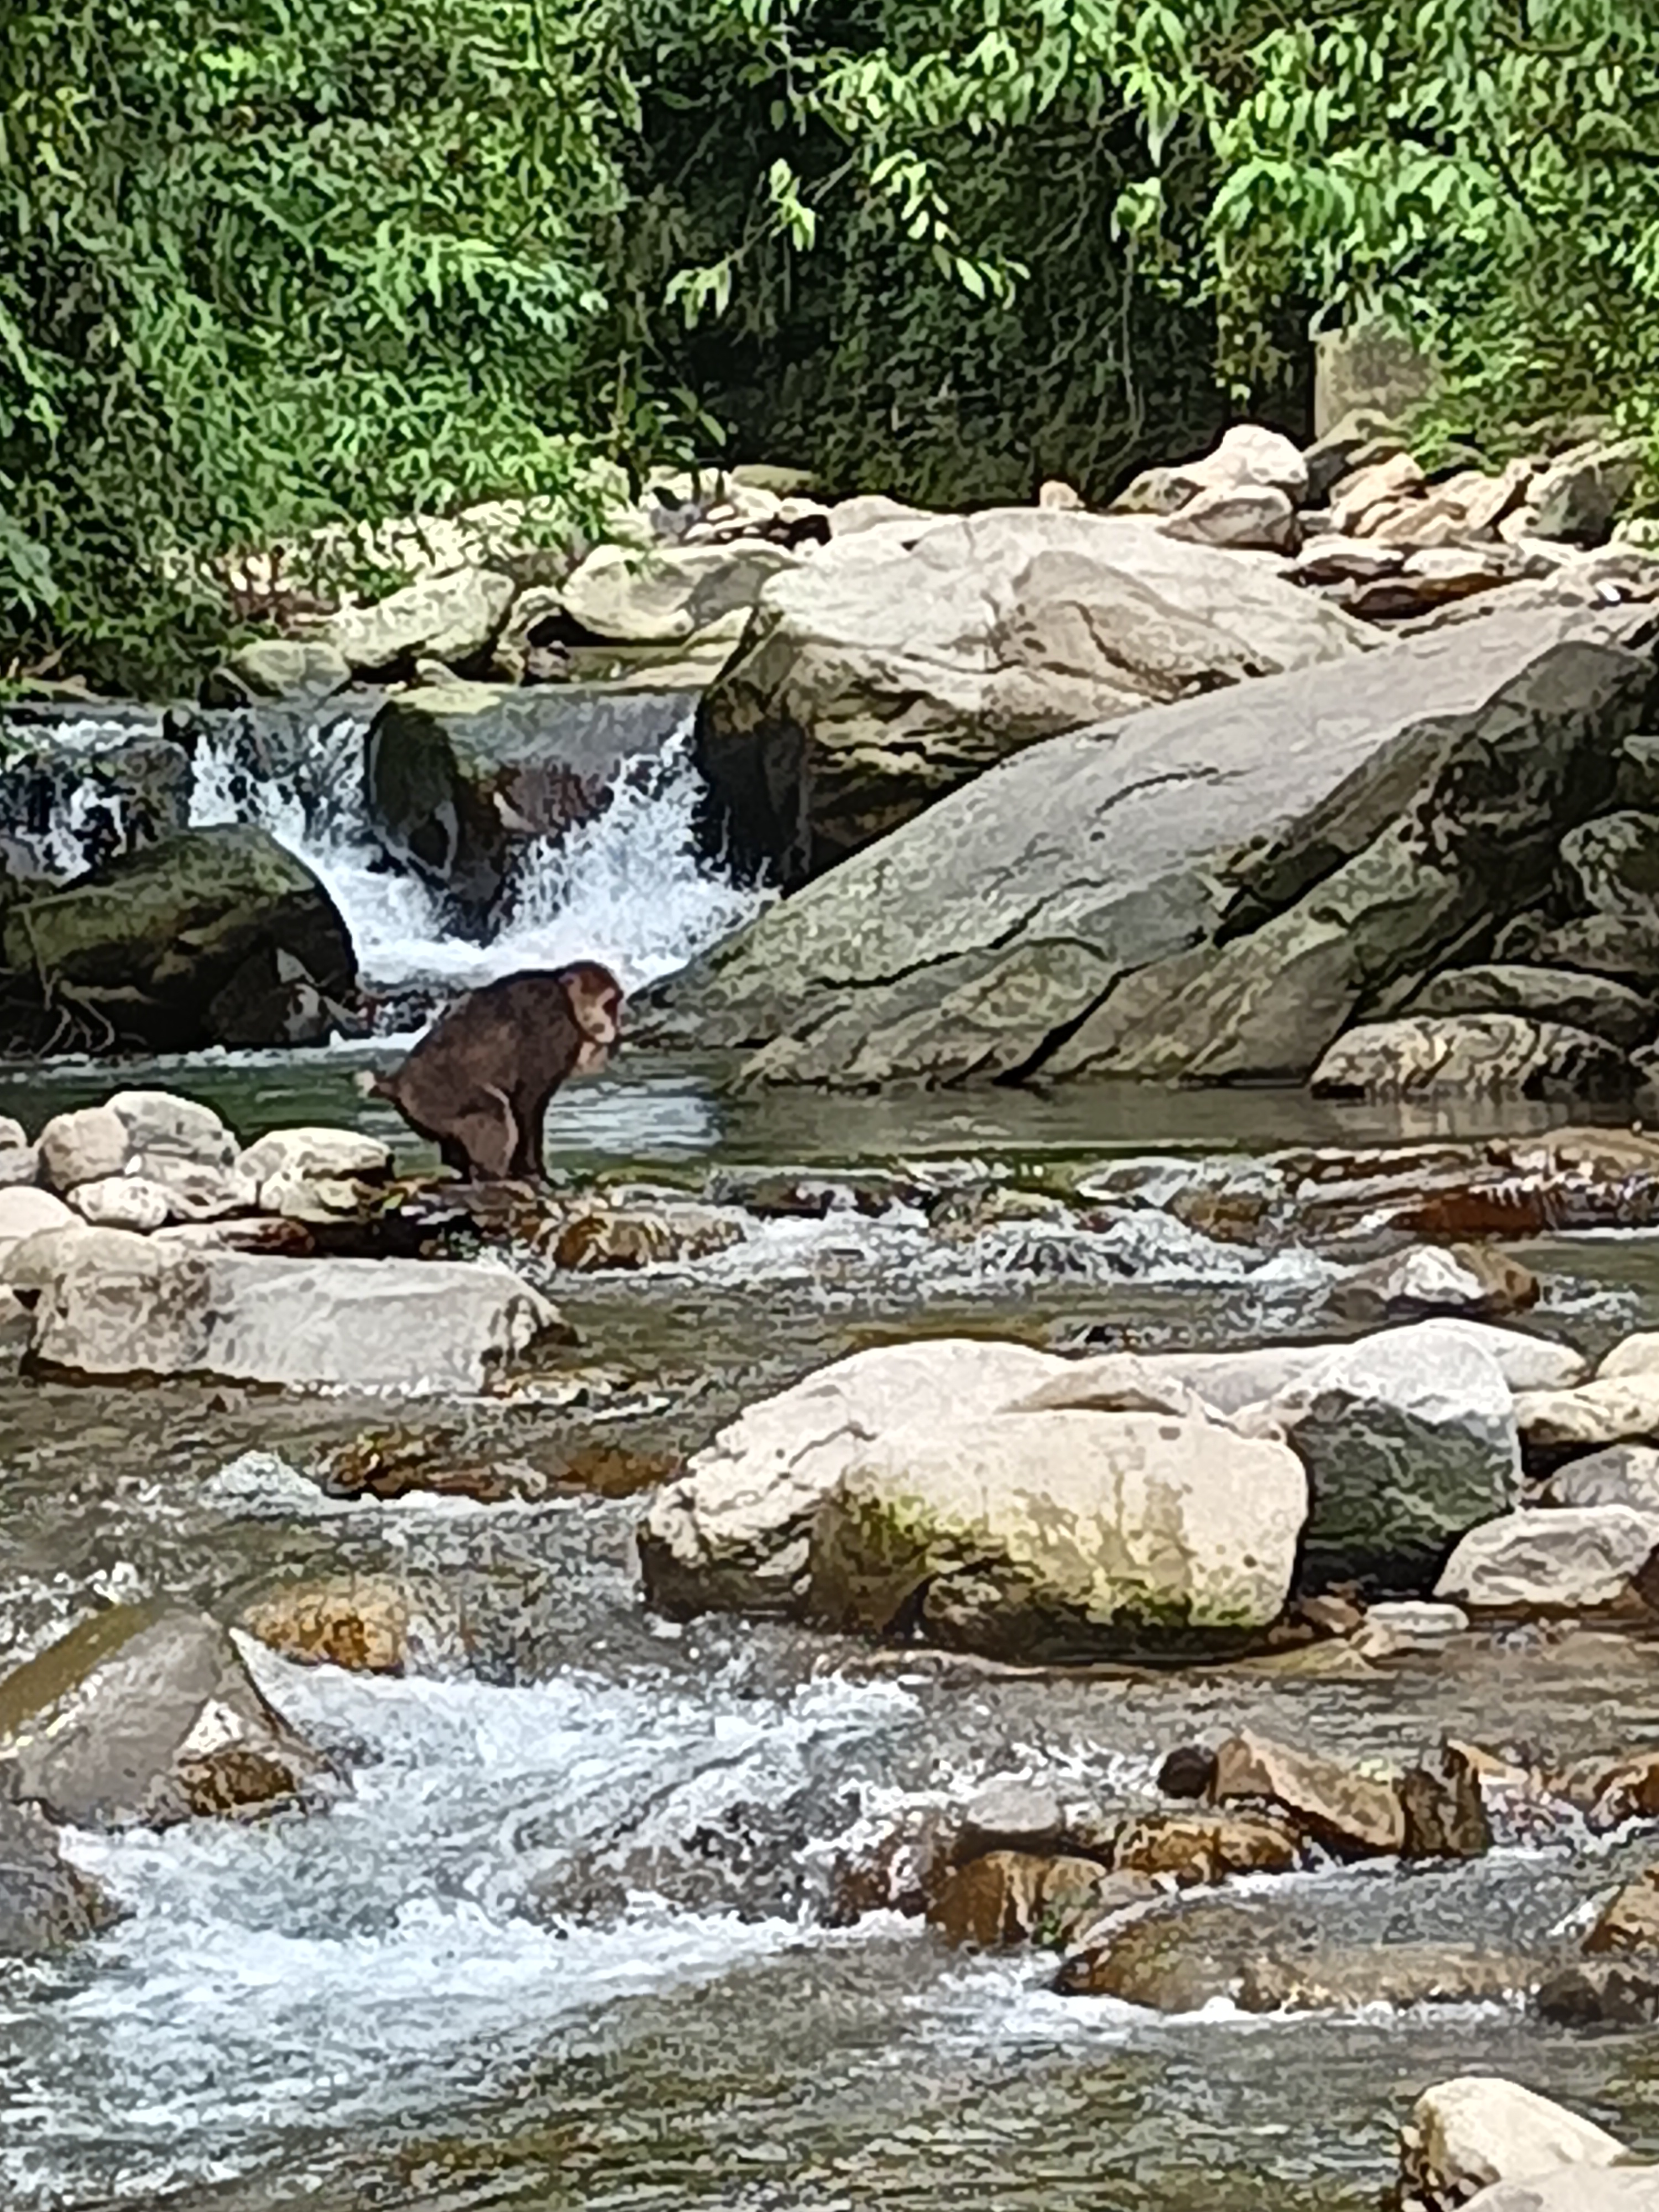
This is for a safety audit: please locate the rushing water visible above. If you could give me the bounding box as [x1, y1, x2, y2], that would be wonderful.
[8, 706, 1659, 2207]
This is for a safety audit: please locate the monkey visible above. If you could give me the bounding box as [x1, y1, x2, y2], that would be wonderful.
[355, 961, 624, 1183]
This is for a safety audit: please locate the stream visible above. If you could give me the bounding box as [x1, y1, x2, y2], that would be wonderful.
[5, 706, 1659, 2208]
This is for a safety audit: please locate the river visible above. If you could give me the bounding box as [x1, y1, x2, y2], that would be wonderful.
[3, 707, 1659, 2210]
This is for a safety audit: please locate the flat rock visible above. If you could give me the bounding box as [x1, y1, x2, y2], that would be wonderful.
[952, 1779, 1065, 1864]
[1350, 1599, 1469, 1660]
[25, 1241, 566, 1393]
[238, 1126, 393, 1187]
[1435, 1506, 1659, 1611]
[1110, 1811, 1301, 1885]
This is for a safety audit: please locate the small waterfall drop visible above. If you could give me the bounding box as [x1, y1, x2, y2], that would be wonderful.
[173, 698, 769, 999]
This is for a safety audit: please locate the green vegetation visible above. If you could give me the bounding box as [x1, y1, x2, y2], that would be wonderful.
[2, 1, 1653, 692]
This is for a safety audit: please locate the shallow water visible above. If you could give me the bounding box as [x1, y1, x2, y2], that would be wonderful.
[6, 1056, 1659, 2209]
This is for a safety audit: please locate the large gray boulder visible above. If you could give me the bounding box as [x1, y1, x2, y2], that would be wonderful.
[692, 508, 1370, 886]
[23, 1234, 567, 1393]
[645, 603, 1658, 1089]
[326, 564, 515, 677]
[0, 1604, 326, 1829]
[364, 680, 693, 917]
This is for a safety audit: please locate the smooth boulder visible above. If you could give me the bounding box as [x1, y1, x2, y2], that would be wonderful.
[1240, 1321, 1521, 1586]
[692, 507, 1369, 886]
[637, 1339, 1066, 1618]
[1435, 1506, 1659, 1612]
[1402, 2076, 1634, 2205]
[1311, 1015, 1632, 1101]
[326, 564, 515, 677]
[807, 1407, 1307, 1661]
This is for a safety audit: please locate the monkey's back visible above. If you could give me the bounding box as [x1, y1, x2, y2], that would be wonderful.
[383, 971, 583, 1135]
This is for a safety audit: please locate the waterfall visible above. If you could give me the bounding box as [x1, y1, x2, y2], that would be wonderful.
[0, 697, 768, 1010]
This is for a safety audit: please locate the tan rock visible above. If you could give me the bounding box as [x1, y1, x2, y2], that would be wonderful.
[1599, 1332, 1659, 1381]
[1586, 1863, 1659, 1953]
[1517, 1374, 1659, 1451]
[238, 1574, 426, 1674]
[1328, 449, 1427, 532]
[1110, 1811, 1302, 1886]
[68, 1177, 171, 1234]
[927, 1850, 1109, 1949]
[1402, 2075, 1632, 2204]
[1209, 1729, 1404, 1855]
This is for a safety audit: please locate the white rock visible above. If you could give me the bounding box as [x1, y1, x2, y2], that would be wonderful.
[0, 1145, 39, 1189]
[1405, 2075, 1632, 2202]
[1599, 1332, 1659, 1381]
[1462, 2172, 1659, 2210]
[106, 1090, 237, 1170]
[1349, 1599, 1468, 1660]
[128, 1155, 259, 1223]
[1436, 1506, 1659, 1611]
[0, 1187, 76, 1277]
[38, 1107, 128, 1192]
[1541, 1444, 1659, 1511]
[638, 1338, 1070, 1616]
[808, 1408, 1308, 1655]
[0, 1116, 28, 1151]
[26, 1243, 565, 1394]
[560, 539, 798, 645]
[68, 1177, 171, 1234]
[326, 564, 516, 676]
[1160, 484, 1298, 554]
[237, 1126, 393, 1187]
[1178, 423, 1310, 506]
[1515, 1374, 1659, 1452]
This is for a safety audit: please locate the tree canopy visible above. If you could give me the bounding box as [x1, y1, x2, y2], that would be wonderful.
[2, 0, 1655, 691]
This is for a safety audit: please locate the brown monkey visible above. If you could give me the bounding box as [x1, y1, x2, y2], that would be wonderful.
[356, 961, 624, 1182]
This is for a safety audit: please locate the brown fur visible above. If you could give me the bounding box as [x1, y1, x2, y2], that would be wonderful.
[360, 962, 623, 1181]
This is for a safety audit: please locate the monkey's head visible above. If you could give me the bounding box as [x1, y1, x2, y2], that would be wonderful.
[560, 961, 625, 1074]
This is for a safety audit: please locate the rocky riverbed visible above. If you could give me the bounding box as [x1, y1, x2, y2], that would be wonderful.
[6, 1056, 1659, 2208]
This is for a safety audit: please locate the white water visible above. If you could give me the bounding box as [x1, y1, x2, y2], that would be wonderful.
[185, 711, 766, 998]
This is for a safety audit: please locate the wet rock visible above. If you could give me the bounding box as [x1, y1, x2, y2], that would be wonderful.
[1587, 1863, 1659, 1953]
[1324, 1244, 1538, 1326]
[0, 1799, 121, 1957]
[808, 1409, 1307, 1662]
[38, 1106, 127, 1192]
[326, 564, 515, 677]
[1157, 1744, 1217, 1799]
[1542, 1446, 1659, 1511]
[238, 1573, 453, 1674]
[1311, 1015, 1632, 1102]
[1243, 1319, 1520, 1587]
[1058, 1896, 1521, 2011]
[25, 1239, 567, 1392]
[928, 1850, 1110, 1949]
[1563, 810, 1659, 927]
[690, 508, 1366, 890]
[0, 1603, 326, 1829]
[1459, 2173, 1659, 2210]
[822, 1805, 950, 1926]
[1401, 2075, 1634, 2207]
[1536, 1956, 1659, 2031]
[1398, 1743, 1493, 1860]
[1209, 1729, 1404, 1856]
[1402, 963, 1659, 1049]
[66, 1176, 170, 1232]
[1110, 1811, 1302, 1886]
[0, 1187, 74, 1275]
[1350, 1599, 1469, 1660]
[542, 1201, 747, 1273]
[0, 826, 357, 1054]
[1298, 1590, 1368, 1636]
[951, 1778, 1065, 1864]
[1436, 1506, 1659, 1613]
[638, 1339, 1067, 1618]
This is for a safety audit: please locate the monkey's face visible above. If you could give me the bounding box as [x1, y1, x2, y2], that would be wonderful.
[564, 963, 625, 1074]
